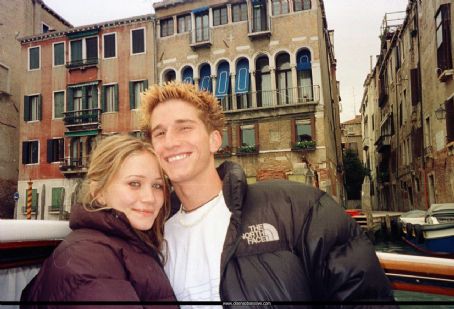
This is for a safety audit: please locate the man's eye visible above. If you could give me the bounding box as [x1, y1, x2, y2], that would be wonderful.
[152, 183, 163, 190]
[154, 131, 165, 137]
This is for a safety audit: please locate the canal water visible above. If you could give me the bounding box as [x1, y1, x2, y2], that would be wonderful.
[374, 237, 454, 307]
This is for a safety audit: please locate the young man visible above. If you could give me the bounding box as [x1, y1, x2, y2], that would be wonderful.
[141, 82, 395, 306]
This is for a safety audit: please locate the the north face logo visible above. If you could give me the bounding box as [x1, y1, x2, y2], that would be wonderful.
[241, 223, 279, 244]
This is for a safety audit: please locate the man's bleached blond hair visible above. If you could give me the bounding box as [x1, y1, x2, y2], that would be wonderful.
[140, 82, 225, 135]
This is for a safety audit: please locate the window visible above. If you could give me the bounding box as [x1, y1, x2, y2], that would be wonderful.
[103, 33, 116, 58]
[294, 0, 311, 11]
[199, 64, 212, 91]
[102, 84, 119, 112]
[213, 6, 228, 26]
[276, 53, 292, 104]
[51, 187, 65, 211]
[272, 0, 289, 16]
[255, 56, 272, 107]
[28, 46, 40, 70]
[42, 23, 50, 33]
[53, 42, 65, 66]
[161, 18, 174, 37]
[436, 4, 452, 71]
[164, 70, 176, 83]
[424, 116, 431, 148]
[24, 94, 42, 121]
[252, 0, 268, 32]
[221, 127, 231, 151]
[446, 98, 454, 143]
[297, 49, 313, 101]
[411, 67, 421, 105]
[53, 91, 65, 119]
[129, 80, 148, 109]
[130, 131, 145, 139]
[239, 124, 258, 153]
[70, 37, 98, 65]
[47, 138, 64, 163]
[294, 119, 313, 142]
[66, 84, 99, 121]
[232, 2, 247, 22]
[177, 14, 191, 33]
[22, 140, 39, 164]
[235, 58, 251, 109]
[131, 28, 145, 54]
[195, 11, 209, 42]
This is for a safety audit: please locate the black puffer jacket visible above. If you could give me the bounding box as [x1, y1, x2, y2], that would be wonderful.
[21, 204, 177, 308]
[172, 161, 394, 307]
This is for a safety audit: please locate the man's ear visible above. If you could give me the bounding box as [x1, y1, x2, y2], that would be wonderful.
[209, 130, 222, 153]
[90, 182, 105, 205]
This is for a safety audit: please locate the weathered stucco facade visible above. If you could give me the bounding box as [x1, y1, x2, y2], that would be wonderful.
[0, 0, 70, 218]
[17, 0, 343, 220]
[362, 0, 454, 212]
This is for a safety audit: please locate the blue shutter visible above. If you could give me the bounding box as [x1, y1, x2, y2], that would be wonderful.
[215, 62, 230, 98]
[297, 50, 312, 71]
[235, 59, 250, 94]
[182, 67, 194, 84]
[199, 64, 211, 91]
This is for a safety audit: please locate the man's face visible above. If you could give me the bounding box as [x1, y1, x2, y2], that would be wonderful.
[149, 99, 221, 186]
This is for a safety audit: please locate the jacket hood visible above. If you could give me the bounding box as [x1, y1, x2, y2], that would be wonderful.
[69, 203, 152, 254]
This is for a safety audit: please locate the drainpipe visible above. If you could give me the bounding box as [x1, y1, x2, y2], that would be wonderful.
[153, 16, 158, 85]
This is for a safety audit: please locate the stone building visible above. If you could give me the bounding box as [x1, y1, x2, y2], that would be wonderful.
[362, 0, 454, 212]
[340, 115, 363, 161]
[16, 0, 343, 220]
[0, 0, 71, 218]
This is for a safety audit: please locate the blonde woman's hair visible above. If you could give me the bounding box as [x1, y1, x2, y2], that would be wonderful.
[78, 134, 170, 261]
[140, 82, 225, 136]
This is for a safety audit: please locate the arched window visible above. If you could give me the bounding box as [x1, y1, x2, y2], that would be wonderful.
[199, 63, 212, 91]
[182, 66, 194, 84]
[236, 58, 250, 109]
[296, 49, 313, 101]
[163, 70, 176, 83]
[255, 55, 271, 107]
[216, 61, 231, 110]
[275, 52, 292, 105]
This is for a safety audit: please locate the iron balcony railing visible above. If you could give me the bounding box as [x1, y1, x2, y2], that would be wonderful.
[219, 85, 319, 111]
[65, 57, 98, 69]
[190, 27, 212, 49]
[63, 108, 101, 126]
[59, 156, 89, 173]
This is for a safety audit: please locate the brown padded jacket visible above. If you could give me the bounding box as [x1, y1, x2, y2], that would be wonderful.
[21, 204, 177, 308]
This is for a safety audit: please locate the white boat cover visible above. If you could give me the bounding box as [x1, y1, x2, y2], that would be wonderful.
[0, 219, 71, 242]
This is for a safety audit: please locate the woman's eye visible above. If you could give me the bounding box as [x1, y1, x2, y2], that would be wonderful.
[152, 183, 163, 190]
[129, 181, 140, 188]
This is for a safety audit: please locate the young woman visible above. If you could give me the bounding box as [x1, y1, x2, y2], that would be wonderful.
[21, 135, 177, 307]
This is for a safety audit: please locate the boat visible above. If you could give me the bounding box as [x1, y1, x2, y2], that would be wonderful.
[399, 203, 454, 258]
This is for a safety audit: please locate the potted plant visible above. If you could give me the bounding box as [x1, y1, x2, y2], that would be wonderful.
[293, 140, 316, 150]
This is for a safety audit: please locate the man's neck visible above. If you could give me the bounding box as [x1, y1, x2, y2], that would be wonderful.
[173, 170, 223, 212]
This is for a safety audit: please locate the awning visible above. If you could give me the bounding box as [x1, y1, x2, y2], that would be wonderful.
[64, 129, 99, 137]
[215, 62, 230, 98]
[67, 28, 99, 40]
[68, 81, 99, 88]
[199, 64, 211, 91]
[192, 6, 208, 14]
[296, 51, 311, 71]
[182, 67, 194, 84]
[235, 59, 250, 94]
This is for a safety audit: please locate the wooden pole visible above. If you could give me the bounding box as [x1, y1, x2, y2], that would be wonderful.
[26, 179, 33, 220]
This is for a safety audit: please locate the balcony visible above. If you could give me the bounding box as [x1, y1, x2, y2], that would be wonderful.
[235, 144, 260, 156]
[291, 140, 316, 152]
[221, 86, 320, 113]
[59, 157, 88, 177]
[66, 58, 98, 70]
[190, 28, 212, 50]
[63, 108, 101, 131]
[248, 16, 271, 40]
[375, 135, 391, 153]
[215, 146, 232, 158]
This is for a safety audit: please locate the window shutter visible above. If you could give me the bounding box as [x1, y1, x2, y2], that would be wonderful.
[144, 79, 149, 90]
[47, 139, 53, 163]
[101, 85, 106, 112]
[254, 123, 259, 146]
[67, 88, 74, 112]
[114, 84, 119, 111]
[410, 68, 419, 106]
[129, 81, 134, 109]
[446, 99, 454, 143]
[24, 96, 30, 121]
[82, 87, 87, 109]
[92, 86, 98, 109]
[22, 142, 29, 164]
[443, 4, 453, 70]
[32, 190, 38, 209]
[32, 141, 38, 164]
[38, 94, 42, 120]
[59, 139, 64, 161]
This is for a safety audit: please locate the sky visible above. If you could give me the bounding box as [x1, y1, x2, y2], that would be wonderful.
[43, 0, 409, 122]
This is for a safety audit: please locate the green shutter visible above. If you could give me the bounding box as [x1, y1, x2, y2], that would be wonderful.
[114, 84, 119, 111]
[67, 88, 74, 111]
[38, 95, 42, 120]
[52, 187, 64, 208]
[32, 189, 38, 209]
[101, 85, 106, 112]
[144, 79, 149, 90]
[93, 86, 98, 109]
[24, 96, 30, 121]
[129, 81, 134, 109]
[47, 139, 53, 163]
[82, 87, 87, 109]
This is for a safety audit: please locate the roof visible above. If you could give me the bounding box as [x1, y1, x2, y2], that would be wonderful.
[38, 0, 73, 28]
[20, 14, 154, 43]
[342, 115, 362, 125]
[153, 0, 187, 10]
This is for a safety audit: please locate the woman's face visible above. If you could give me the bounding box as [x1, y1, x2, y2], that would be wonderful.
[98, 151, 165, 231]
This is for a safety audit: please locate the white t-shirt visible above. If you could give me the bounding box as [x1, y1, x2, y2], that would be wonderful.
[164, 191, 231, 307]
